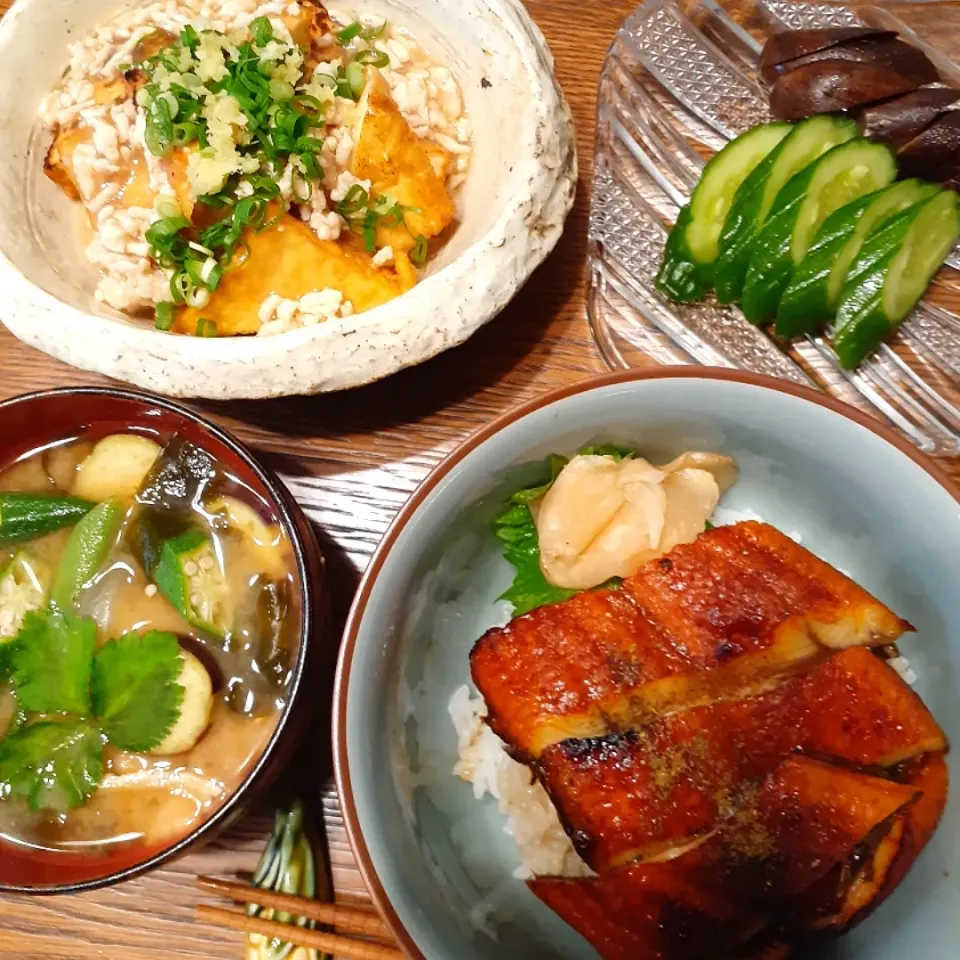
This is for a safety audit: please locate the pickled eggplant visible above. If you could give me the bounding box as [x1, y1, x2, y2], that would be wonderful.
[770, 60, 936, 122]
[862, 88, 960, 151]
[759, 27, 893, 83]
[898, 111, 960, 185]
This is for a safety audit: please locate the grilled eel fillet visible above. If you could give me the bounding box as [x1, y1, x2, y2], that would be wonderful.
[537, 647, 945, 871]
[799, 752, 948, 932]
[471, 522, 911, 760]
[529, 756, 919, 960]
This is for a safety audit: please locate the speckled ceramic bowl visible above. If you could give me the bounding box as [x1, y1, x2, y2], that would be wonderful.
[334, 369, 960, 960]
[0, 0, 576, 398]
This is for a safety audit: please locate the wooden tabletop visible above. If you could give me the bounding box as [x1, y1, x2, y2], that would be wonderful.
[0, 2, 957, 959]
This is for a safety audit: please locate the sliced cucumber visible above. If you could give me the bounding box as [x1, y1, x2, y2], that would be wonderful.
[713, 114, 858, 303]
[741, 138, 896, 324]
[656, 122, 792, 303]
[776, 179, 940, 337]
[834, 190, 960, 369]
[688, 123, 793, 265]
[655, 204, 707, 303]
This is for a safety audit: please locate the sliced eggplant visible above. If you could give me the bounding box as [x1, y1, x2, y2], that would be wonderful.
[862, 87, 960, 150]
[771, 60, 936, 121]
[760, 27, 893, 83]
[898, 110, 960, 183]
[769, 36, 937, 86]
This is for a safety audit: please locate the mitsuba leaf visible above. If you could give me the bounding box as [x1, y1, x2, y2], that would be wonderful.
[0, 719, 104, 813]
[91, 631, 185, 752]
[10, 610, 96, 715]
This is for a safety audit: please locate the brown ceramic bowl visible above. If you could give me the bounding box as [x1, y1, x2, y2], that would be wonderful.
[0, 387, 328, 894]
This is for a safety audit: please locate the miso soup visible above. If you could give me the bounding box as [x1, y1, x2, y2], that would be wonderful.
[0, 428, 299, 869]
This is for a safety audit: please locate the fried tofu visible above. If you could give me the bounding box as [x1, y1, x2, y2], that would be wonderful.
[45, 123, 157, 212]
[529, 757, 917, 960]
[177, 214, 403, 336]
[471, 522, 910, 759]
[350, 69, 455, 254]
[538, 648, 943, 871]
[44, 125, 91, 200]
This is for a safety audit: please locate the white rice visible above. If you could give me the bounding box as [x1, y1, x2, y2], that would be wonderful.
[448, 685, 592, 880]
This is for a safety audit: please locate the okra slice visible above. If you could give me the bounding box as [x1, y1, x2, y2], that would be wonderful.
[0, 493, 95, 547]
[0, 553, 52, 643]
[153, 528, 231, 637]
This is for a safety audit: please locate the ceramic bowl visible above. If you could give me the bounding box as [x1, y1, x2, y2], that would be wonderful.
[334, 368, 960, 960]
[0, 387, 329, 893]
[0, 0, 576, 399]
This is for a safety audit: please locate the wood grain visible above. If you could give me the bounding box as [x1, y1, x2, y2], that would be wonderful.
[0, 2, 957, 959]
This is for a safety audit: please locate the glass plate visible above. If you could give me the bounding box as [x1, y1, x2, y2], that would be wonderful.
[589, 0, 960, 455]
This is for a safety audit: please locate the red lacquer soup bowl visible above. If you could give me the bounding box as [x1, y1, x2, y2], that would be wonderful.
[0, 387, 328, 893]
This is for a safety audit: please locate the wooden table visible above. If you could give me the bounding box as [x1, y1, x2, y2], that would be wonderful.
[0, 2, 957, 958]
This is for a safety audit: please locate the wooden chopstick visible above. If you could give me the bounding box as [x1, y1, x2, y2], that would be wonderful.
[196, 875, 391, 941]
[196, 904, 406, 960]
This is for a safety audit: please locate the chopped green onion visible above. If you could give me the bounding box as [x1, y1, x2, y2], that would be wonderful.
[337, 21, 363, 43]
[362, 215, 377, 252]
[346, 62, 365, 99]
[171, 121, 200, 146]
[154, 195, 182, 220]
[223, 240, 251, 273]
[338, 184, 369, 217]
[154, 302, 175, 331]
[196, 318, 217, 338]
[250, 16, 273, 47]
[361, 21, 388, 41]
[411, 234, 429, 266]
[146, 216, 190, 247]
[143, 90, 174, 156]
[185, 285, 211, 309]
[270, 80, 295, 102]
[292, 94, 324, 117]
[354, 49, 389, 68]
[170, 271, 190, 304]
[299, 152, 322, 180]
[200, 258, 221, 290]
[180, 24, 199, 49]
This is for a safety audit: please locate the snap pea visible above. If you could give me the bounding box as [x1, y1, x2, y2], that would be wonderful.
[50, 499, 125, 611]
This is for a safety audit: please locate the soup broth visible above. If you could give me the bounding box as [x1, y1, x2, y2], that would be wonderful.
[0, 428, 299, 865]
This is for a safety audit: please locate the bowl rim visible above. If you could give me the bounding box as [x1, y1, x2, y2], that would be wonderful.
[0, 0, 577, 399]
[332, 365, 960, 960]
[0, 385, 322, 895]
